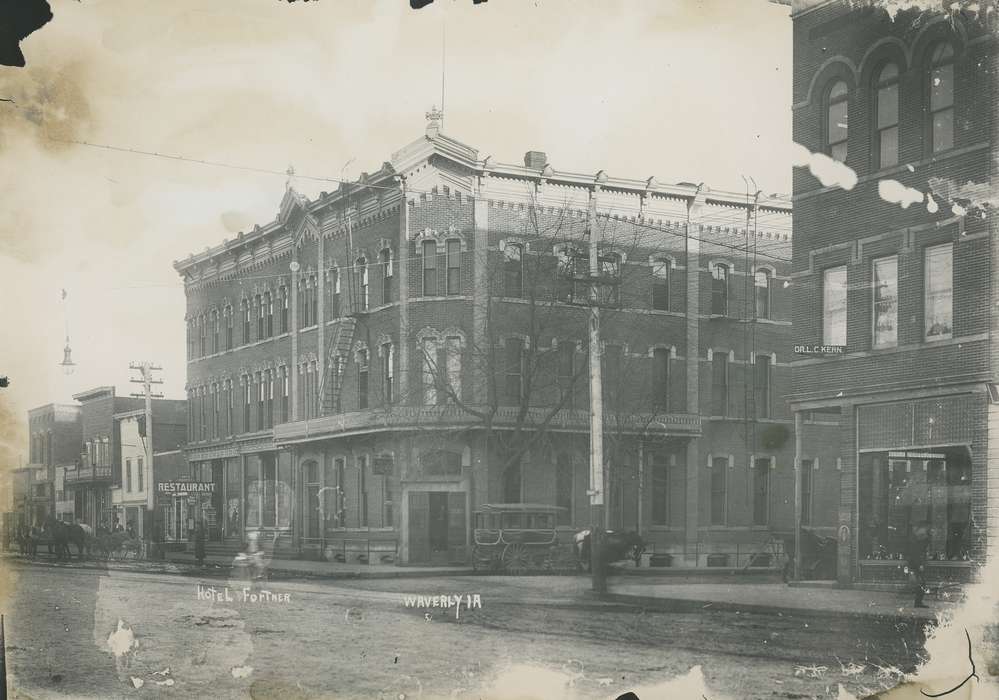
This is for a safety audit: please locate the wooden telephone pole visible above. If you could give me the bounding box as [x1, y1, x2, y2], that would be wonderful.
[129, 362, 163, 537]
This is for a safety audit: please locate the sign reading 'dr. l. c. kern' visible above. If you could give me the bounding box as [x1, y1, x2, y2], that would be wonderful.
[793, 345, 846, 356]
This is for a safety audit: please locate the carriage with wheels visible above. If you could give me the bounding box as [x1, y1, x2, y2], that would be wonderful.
[471, 503, 581, 574]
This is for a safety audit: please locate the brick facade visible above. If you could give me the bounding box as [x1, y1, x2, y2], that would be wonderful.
[177, 122, 839, 565]
[789, 0, 997, 582]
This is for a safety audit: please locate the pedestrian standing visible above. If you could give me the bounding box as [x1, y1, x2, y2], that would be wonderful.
[194, 521, 206, 567]
[906, 520, 931, 608]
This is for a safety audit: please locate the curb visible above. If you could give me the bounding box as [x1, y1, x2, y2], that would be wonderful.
[594, 591, 942, 623]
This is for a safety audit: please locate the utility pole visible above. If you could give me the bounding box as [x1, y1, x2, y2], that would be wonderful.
[130, 362, 163, 541]
[587, 186, 607, 595]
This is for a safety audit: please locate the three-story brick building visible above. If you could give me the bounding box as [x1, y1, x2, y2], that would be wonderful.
[177, 115, 839, 565]
[788, 0, 997, 582]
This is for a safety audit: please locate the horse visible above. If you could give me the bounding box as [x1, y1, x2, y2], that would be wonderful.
[574, 529, 646, 572]
[46, 518, 90, 561]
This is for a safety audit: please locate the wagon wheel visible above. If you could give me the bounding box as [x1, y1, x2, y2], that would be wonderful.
[472, 545, 497, 572]
[502, 543, 532, 575]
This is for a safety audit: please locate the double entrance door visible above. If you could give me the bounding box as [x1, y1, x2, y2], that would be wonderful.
[408, 491, 466, 565]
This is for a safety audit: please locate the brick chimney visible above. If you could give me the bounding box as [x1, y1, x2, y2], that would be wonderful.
[524, 151, 548, 169]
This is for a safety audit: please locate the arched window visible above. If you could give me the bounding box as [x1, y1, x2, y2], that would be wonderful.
[754, 268, 772, 320]
[211, 309, 219, 354]
[928, 43, 955, 153]
[264, 292, 273, 337]
[241, 298, 250, 345]
[278, 286, 289, 333]
[651, 257, 671, 311]
[874, 62, 899, 168]
[255, 293, 265, 338]
[446, 239, 461, 295]
[710, 263, 729, 316]
[224, 305, 233, 350]
[198, 315, 206, 356]
[504, 243, 523, 297]
[357, 348, 369, 409]
[421, 240, 437, 296]
[826, 80, 849, 162]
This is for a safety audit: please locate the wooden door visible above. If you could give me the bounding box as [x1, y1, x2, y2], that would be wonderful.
[408, 491, 430, 564]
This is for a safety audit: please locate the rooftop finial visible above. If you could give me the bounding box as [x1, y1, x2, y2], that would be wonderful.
[426, 106, 443, 138]
[286, 164, 296, 191]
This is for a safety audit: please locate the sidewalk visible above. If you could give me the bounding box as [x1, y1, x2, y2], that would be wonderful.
[603, 579, 957, 621]
[164, 550, 474, 579]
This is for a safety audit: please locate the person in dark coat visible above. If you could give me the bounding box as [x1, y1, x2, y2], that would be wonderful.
[906, 520, 932, 608]
[194, 521, 206, 567]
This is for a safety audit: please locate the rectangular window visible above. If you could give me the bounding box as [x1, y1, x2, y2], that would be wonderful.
[444, 336, 461, 402]
[754, 355, 771, 419]
[226, 381, 233, 434]
[754, 270, 771, 320]
[446, 240, 461, 295]
[505, 338, 524, 405]
[711, 352, 728, 416]
[555, 454, 573, 526]
[873, 255, 898, 348]
[225, 310, 233, 350]
[212, 313, 219, 353]
[358, 264, 368, 312]
[265, 370, 273, 428]
[504, 244, 523, 297]
[125, 458, 132, 493]
[265, 293, 273, 337]
[137, 457, 144, 492]
[329, 271, 340, 319]
[281, 369, 289, 422]
[257, 295, 265, 338]
[710, 456, 727, 525]
[651, 453, 668, 526]
[382, 344, 394, 404]
[257, 373, 265, 431]
[877, 79, 899, 168]
[422, 241, 437, 296]
[652, 348, 670, 412]
[711, 264, 728, 315]
[822, 266, 848, 346]
[924, 243, 953, 341]
[652, 259, 670, 311]
[753, 457, 771, 526]
[358, 351, 369, 410]
[800, 459, 813, 526]
[421, 338, 438, 406]
[199, 319, 206, 356]
[280, 287, 289, 332]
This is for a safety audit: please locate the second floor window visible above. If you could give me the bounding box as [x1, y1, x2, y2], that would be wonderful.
[925, 243, 953, 341]
[711, 263, 729, 316]
[823, 266, 847, 346]
[382, 343, 394, 404]
[652, 348, 670, 412]
[755, 269, 771, 319]
[505, 338, 524, 404]
[504, 243, 523, 297]
[257, 373, 265, 431]
[755, 355, 771, 419]
[421, 337, 438, 406]
[137, 457, 144, 492]
[211, 311, 219, 353]
[446, 239, 461, 295]
[256, 295, 265, 338]
[422, 241, 437, 296]
[873, 255, 898, 348]
[358, 350, 369, 410]
[826, 80, 849, 162]
[199, 317, 206, 356]
[281, 367, 290, 422]
[243, 379, 251, 432]
[753, 457, 771, 526]
[875, 62, 900, 168]
[711, 352, 728, 416]
[929, 43, 955, 153]
[125, 458, 132, 492]
[444, 336, 462, 402]
[265, 292, 273, 337]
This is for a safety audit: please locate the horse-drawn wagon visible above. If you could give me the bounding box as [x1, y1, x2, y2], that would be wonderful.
[470, 503, 581, 574]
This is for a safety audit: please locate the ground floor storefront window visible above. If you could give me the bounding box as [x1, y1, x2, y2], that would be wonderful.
[858, 446, 972, 562]
[245, 453, 292, 529]
[165, 497, 188, 542]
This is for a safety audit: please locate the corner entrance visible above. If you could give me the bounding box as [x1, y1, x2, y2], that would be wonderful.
[408, 491, 466, 565]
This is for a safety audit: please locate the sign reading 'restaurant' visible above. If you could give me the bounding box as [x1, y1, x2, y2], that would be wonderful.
[794, 345, 846, 356]
[158, 481, 215, 494]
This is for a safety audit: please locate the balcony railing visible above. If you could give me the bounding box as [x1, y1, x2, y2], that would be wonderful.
[274, 404, 701, 443]
[64, 465, 113, 483]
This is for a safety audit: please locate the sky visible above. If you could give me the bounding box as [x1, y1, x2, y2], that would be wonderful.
[0, 0, 793, 465]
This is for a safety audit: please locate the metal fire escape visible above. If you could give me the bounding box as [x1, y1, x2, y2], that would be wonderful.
[317, 197, 364, 417]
